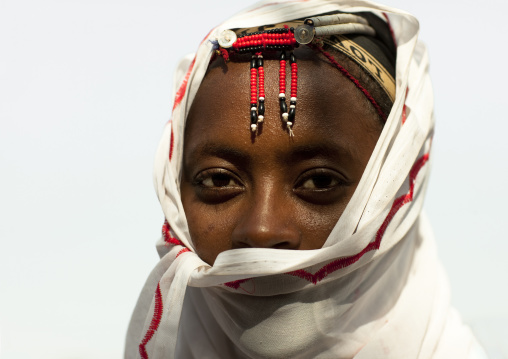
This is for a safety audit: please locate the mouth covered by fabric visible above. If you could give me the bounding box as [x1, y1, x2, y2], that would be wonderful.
[125, 1, 483, 358]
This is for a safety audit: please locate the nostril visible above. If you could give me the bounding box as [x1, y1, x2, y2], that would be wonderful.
[272, 240, 298, 250]
[231, 223, 301, 250]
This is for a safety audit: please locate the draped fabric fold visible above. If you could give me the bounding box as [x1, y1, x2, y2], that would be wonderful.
[125, 1, 484, 358]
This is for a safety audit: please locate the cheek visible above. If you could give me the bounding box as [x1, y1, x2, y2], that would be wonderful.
[181, 184, 239, 264]
[293, 198, 350, 250]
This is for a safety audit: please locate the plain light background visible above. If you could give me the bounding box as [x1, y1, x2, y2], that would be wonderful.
[1, 0, 507, 358]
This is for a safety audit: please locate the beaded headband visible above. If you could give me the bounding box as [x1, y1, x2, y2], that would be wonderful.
[216, 13, 396, 136]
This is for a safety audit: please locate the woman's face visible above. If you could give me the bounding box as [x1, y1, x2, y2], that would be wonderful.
[181, 48, 382, 265]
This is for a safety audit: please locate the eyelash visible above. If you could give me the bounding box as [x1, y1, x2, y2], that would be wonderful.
[293, 168, 348, 204]
[192, 168, 348, 204]
[193, 169, 244, 203]
[296, 169, 345, 190]
[194, 169, 242, 187]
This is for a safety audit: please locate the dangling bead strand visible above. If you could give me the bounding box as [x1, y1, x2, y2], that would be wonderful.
[279, 51, 289, 123]
[250, 56, 258, 132]
[257, 53, 265, 123]
[287, 52, 298, 137]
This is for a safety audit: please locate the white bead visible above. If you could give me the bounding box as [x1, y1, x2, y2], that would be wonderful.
[259, 97, 265, 101]
[287, 121, 293, 127]
[290, 105, 295, 108]
[218, 29, 237, 48]
[251, 107, 257, 111]
[279, 93, 286, 98]
[251, 124, 257, 132]
[257, 115, 264, 123]
[282, 113, 289, 121]
[290, 97, 297, 102]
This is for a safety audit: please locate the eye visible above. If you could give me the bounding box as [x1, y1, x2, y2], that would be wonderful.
[201, 172, 238, 188]
[294, 168, 349, 204]
[299, 174, 339, 189]
[193, 168, 244, 203]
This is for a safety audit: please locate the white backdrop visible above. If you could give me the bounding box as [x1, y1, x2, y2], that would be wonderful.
[1, 0, 507, 358]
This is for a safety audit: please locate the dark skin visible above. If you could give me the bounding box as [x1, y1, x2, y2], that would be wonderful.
[180, 47, 383, 265]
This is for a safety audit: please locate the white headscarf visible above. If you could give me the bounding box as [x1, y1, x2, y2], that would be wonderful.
[125, 1, 485, 358]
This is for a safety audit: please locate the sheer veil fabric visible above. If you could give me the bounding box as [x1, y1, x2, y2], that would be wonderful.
[125, 1, 485, 358]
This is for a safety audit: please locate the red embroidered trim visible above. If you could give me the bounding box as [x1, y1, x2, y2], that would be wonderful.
[402, 87, 409, 124]
[162, 220, 184, 247]
[309, 43, 387, 122]
[139, 283, 163, 359]
[224, 278, 251, 290]
[169, 124, 175, 161]
[287, 153, 429, 284]
[176, 248, 191, 257]
[375, 153, 429, 241]
[223, 154, 429, 288]
[172, 57, 196, 111]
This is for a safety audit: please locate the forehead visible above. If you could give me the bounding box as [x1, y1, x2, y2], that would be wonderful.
[184, 47, 381, 159]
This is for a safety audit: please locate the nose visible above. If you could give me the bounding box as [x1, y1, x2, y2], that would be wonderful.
[231, 188, 301, 250]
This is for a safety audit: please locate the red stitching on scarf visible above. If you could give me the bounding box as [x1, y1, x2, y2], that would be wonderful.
[223, 278, 251, 289]
[139, 283, 163, 359]
[172, 57, 196, 111]
[176, 248, 191, 257]
[286, 153, 429, 284]
[162, 220, 184, 247]
[402, 87, 409, 124]
[309, 43, 387, 122]
[169, 124, 175, 161]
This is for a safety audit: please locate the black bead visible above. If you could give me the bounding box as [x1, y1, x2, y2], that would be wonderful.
[289, 107, 296, 121]
[257, 57, 263, 67]
[290, 53, 296, 64]
[290, 101, 296, 106]
[251, 109, 258, 124]
[290, 27, 295, 33]
[250, 58, 257, 69]
[279, 99, 287, 113]
[258, 102, 265, 115]
[280, 51, 286, 61]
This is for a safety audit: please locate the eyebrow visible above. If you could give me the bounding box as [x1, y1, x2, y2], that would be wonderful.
[283, 143, 355, 163]
[187, 141, 356, 169]
[190, 143, 251, 167]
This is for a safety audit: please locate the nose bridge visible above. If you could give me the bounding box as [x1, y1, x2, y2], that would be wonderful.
[231, 181, 301, 249]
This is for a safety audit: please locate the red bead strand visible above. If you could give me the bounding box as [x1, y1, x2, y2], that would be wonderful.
[279, 58, 286, 95]
[258, 64, 265, 99]
[231, 28, 297, 51]
[291, 62, 298, 99]
[250, 66, 257, 105]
